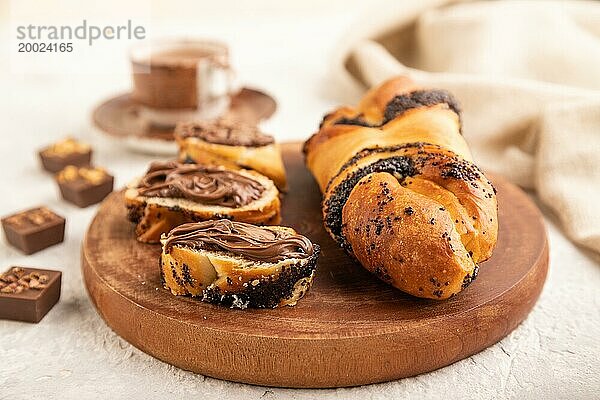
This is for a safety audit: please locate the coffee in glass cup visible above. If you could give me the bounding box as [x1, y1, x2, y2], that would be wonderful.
[130, 39, 236, 128]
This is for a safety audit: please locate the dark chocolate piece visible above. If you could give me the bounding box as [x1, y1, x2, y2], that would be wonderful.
[56, 166, 114, 207]
[1, 207, 65, 254]
[39, 138, 92, 173]
[0, 266, 61, 323]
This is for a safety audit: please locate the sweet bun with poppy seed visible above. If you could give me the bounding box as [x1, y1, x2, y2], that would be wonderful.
[125, 161, 281, 244]
[303, 77, 498, 300]
[160, 220, 320, 308]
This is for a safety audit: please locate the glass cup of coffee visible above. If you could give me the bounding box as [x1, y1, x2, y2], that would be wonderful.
[130, 39, 237, 128]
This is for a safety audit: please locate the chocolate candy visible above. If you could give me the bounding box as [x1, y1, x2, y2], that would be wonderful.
[56, 166, 114, 207]
[39, 138, 92, 173]
[0, 267, 61, 323]
[1, 207, 65, 254]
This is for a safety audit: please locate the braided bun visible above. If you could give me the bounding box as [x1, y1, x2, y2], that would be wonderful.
[304, 77, 498, 299]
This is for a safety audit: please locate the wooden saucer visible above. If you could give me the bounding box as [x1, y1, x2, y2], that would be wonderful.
[91, 88, 277, 154]
[82, 143, 548, 388]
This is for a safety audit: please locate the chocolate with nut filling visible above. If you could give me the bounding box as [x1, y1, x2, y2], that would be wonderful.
[1, 207, 65, 254]
[0, 267, 62, 323]
[175, 119, 274, 147]
[39, 138, 92, 173]
[56, 166, 114, 207]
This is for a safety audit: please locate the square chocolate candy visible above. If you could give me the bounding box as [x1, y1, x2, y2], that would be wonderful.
[56, 166, 114, 207]
[0, 267, 61, 323]
[39, 137, 92, 173]
[1, 206, 65, 254]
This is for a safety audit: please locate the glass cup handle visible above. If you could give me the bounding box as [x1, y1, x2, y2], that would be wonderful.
[226, 67, 240, 97]
[197, 59, 238, 104]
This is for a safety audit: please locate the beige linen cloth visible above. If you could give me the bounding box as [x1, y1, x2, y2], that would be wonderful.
[332, 0, 600, 254]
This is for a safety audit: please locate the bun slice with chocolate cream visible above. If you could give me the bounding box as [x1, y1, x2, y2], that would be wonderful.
[125, 161, 280, 243]
[160, 219, 320, 308]
[175, 119, 288, 191]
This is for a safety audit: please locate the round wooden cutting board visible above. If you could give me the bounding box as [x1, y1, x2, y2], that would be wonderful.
[82, 143, 548, 388]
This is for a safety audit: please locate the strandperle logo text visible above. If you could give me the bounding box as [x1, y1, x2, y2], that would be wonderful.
[16, 19, 146, 46]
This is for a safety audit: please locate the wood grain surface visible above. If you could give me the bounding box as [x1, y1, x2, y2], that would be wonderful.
[92, 88, 277, 141]
[82, 142, 549, 388]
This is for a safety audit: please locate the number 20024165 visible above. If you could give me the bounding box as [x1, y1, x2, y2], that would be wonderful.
[18, 42, 73, 52]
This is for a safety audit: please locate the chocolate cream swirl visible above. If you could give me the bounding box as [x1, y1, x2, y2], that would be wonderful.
[136, 161, 265, 208]
[175, 120, 275, 147]
[163, 220, 314, 262]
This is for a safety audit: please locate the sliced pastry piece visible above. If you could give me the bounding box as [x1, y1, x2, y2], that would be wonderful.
[125, 161, 280, 243]
[175, 119, 288, 191]
[160, 220, 320, 308]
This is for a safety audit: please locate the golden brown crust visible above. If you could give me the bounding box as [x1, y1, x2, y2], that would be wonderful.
[322, 144, 497, 263]
[342, 173, 476, 299]
[125, 168, 281, 243]
[304, 77, 498, 300]
[306, 105, 471, 193]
